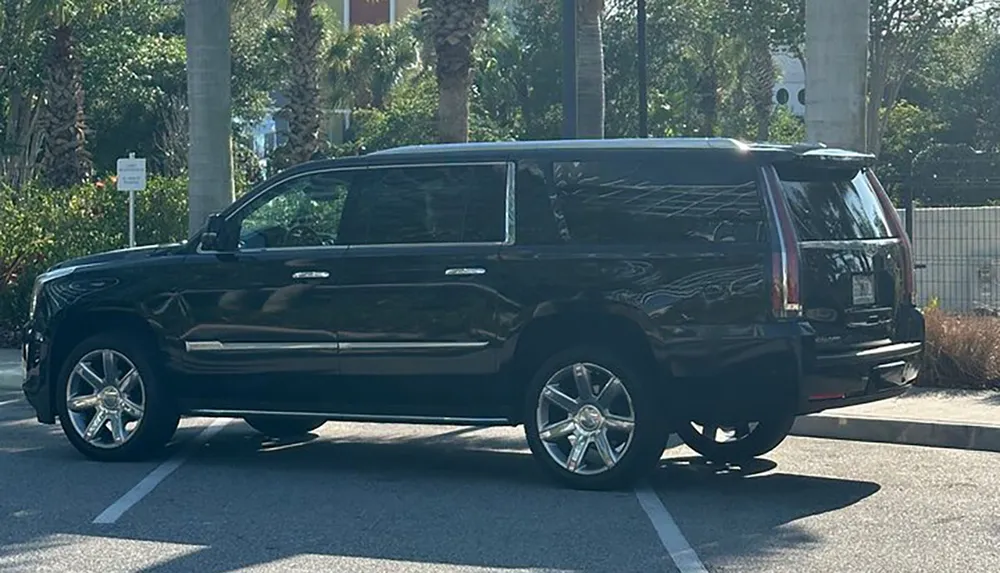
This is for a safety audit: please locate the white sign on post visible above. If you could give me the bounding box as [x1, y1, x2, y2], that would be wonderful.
[116, 153, 147, 248]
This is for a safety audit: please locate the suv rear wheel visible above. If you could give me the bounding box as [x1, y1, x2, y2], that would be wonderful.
[523, 346, 665, 491]
[673, 414, 795, 464]
[56, 332, 179, 462]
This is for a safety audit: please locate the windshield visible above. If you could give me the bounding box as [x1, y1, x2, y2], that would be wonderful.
[776, 164, 893, 241]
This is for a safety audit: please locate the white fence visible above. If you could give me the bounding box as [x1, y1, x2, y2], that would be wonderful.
[896, 206, 1000, 313]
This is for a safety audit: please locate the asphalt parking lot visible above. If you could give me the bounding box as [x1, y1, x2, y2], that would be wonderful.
[2, 387, 998, 573]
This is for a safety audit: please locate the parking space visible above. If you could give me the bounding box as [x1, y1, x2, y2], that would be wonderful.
[656, 438, 1000, 573]
[1, 395, 997, 573]
[0, 392, 227, 571]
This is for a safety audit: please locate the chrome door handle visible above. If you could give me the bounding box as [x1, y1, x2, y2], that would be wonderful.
[292, 271, 329, 279]
[445, 267, 486, 276]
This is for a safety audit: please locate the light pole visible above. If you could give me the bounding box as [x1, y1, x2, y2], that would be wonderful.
[638, 0, 648, 138]
[562, 0, 577, 139]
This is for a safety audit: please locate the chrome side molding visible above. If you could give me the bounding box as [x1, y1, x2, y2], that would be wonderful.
[184, 340, 490, 352]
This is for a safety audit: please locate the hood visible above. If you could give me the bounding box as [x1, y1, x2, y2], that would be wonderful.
[49, 242, 187, 271]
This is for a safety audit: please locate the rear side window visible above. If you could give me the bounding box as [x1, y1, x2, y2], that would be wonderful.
[776, 164, 892, 241]
[350, 164, 507, 245]
[535, 153, 765, 245]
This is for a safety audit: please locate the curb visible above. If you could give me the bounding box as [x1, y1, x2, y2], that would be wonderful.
[791, 413, 1000, 453]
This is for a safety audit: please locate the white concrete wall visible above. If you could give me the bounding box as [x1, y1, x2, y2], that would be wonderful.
[805, 0, 869, 151]
[895, 206, 1000, 312]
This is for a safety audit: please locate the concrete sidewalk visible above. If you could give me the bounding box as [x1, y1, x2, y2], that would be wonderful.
[792, 387, 1000, 452]
[0, 348, 20, 390]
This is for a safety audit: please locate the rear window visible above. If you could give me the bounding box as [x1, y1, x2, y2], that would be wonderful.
[776, 164, 892, 241]
[518, 153, 766, 245]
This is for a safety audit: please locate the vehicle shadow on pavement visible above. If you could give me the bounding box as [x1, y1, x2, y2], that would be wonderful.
[651, 454, 882, 564]
[76, 426, 675, 573]
[183, 424, 546, 487]
[1, 415, 881, 573]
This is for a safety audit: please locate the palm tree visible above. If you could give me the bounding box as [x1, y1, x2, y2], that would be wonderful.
[575, 0, 605, 139]
[419, 0, 490, 143]
[24, 0, 101, 188]
[348, 23, 418, 110]
[241, 0, 341, 169]
[728, 0, 780, 142]
[185, 0, 235, 234]
[277, 0, 324, 164]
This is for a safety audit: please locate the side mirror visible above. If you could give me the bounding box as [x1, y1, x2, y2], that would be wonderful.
[199, 213, 232, 252]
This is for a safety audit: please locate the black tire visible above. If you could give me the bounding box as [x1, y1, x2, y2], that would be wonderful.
[244, 416, 325, 438]
[56, 332, 179, 462]
[523, 345, 667, 491]
[673, 414, 796, 464]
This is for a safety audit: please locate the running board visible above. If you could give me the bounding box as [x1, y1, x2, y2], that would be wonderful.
[186, 409, 516, 427]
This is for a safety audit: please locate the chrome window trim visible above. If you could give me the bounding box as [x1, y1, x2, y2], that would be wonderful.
[196, 161, 516, 254]
[187, 409, 512, 426]
[184, 340, 490, 352]
[504, 161, 516, 246]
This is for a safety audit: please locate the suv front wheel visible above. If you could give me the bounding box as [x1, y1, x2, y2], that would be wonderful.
[56, 332, 180, 462]
[523, 346, 666, 491]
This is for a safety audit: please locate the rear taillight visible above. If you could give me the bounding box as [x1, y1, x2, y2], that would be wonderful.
[867, 170, 915, 305]
[763, 168, 802, 319]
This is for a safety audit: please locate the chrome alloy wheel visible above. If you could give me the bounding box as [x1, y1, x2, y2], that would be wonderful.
[65, 349, 146, 449]
[535, 362, 636, 476]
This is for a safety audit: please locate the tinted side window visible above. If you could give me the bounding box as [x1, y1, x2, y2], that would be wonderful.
[236, 171, 354, 249]
[353, 164, 507, 245]
[515, 161, 563, 245]
[547, 154, 765, 245]
[776, 164, 891, 241]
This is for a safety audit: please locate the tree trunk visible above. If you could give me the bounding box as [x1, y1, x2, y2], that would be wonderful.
[438, 72, 470, 143]
[423, 0, 489, 143]
[284, 0, 322, 163]
[748, 38, 776, 142]
[185, 0, 235, 235]
[575, 0, 604, 139]
[2, 86, 44, 190]
[39, 22, 92, 189]
[696, 35, 719, 137]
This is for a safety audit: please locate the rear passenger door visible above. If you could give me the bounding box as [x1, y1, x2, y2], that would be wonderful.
[329, 162, 513, 419]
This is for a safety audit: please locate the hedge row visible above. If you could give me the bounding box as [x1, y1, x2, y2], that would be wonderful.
[0, 177, 189, 341]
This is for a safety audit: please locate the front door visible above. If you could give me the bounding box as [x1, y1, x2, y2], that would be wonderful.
[174, 168, 362, 412]
[329, 162, 512, 419]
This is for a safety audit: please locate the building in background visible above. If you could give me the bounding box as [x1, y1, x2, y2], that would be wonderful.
[772, 46, 806, 117]
[333, 0, 420, 28]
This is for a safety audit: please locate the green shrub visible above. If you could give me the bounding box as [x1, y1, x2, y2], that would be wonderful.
[0, 177, 188, 338]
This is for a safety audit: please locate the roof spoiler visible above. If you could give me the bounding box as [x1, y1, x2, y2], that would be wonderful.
[755, 141, 877, 167]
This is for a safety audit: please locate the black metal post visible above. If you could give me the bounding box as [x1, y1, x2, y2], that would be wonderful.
[637, 0, 648, 138]
[562, 0, 577, 139]
[904, 184, 914, 240]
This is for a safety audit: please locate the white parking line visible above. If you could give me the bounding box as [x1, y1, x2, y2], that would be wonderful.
[0, 399, 20, 407]
[634, 486, 708, 573]
[93, 418, 231, 525]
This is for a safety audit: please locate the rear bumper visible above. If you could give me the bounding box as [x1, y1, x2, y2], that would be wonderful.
[797, 340, 923, 415]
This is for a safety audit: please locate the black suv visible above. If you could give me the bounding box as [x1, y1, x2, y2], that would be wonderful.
[21, 138, 924, 490]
